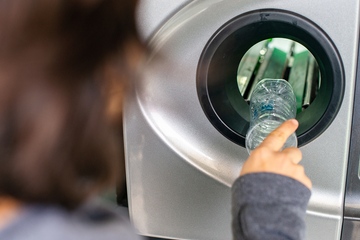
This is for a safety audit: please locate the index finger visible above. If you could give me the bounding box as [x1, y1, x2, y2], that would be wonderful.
[259, 119, 299, 151]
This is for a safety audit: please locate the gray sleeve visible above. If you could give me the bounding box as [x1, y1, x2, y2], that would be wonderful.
[232, 173, 311, 240]
[0, 200, 145, 240]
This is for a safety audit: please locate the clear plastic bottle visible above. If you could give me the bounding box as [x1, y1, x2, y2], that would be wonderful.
[245, 78, 297, 154]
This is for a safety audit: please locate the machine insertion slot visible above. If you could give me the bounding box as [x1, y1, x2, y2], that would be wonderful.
[237, 38, 320, 113]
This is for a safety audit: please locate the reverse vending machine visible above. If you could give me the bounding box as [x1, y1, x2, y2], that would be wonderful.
[125, 0, 360, 239]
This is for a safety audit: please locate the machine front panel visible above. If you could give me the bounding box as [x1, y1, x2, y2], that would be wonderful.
[126, 0, 360, 239]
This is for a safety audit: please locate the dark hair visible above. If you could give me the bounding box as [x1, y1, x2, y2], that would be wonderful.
[0, 0, 141, 209]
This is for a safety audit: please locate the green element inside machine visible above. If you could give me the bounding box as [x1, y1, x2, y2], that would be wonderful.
[237, 38, 321, 114]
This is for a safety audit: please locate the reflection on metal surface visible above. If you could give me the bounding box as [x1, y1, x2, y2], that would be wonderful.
[238, 38, 320, 113]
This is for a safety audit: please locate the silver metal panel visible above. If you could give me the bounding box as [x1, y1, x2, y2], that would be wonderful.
[126, 0, 360, 239]
[136, 0, 191, 41]
[124, 95, 232, 239]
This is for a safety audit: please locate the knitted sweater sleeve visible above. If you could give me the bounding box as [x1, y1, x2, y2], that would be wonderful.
[232, 173, 311, 240]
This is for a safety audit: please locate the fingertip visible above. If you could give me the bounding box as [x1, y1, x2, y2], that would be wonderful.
[289, 119, 299, 127]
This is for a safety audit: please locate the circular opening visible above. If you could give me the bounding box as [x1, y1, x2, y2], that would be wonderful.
[197, 9, 344, 147]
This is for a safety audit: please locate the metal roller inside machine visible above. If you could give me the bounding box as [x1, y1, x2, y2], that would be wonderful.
[237, 38, 320, 113]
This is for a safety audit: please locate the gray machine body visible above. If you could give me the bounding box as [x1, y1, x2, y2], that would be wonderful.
[125, 0, 360, 239]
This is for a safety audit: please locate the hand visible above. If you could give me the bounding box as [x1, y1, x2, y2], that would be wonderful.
[240, 119, 312, 189]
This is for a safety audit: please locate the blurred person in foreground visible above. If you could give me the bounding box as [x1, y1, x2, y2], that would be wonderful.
[0, 0, 143, 239]
[0, 0, 311, 240]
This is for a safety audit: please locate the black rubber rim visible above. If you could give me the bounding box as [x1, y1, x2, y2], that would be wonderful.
[197, 9, 345, 147]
